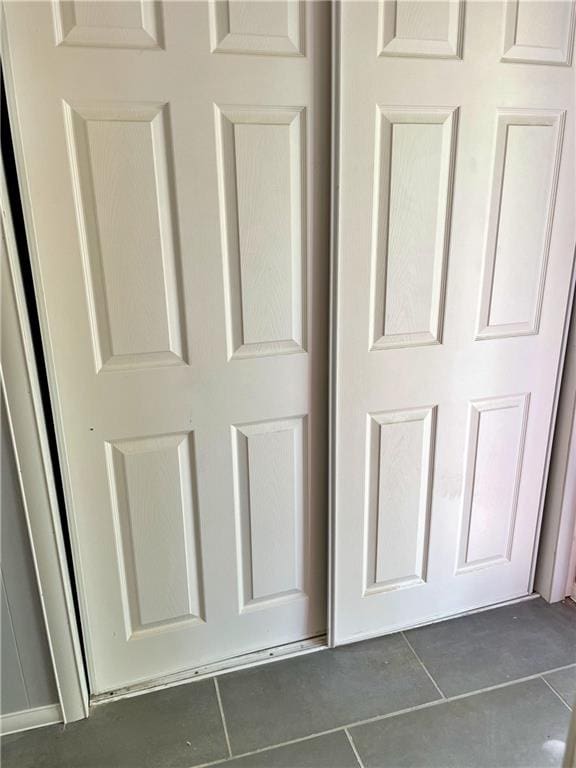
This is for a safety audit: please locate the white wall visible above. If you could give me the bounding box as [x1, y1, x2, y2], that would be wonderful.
[1, 398, 58, 717]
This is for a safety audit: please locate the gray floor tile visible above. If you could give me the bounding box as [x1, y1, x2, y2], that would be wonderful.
[544, 666, 576, 708]
[217, 634, 441, 755]
[350, 677, 571, 768]
[225, 732, 359, 768]
[0, 679, 228, 768]
[405, 598, 576, 696]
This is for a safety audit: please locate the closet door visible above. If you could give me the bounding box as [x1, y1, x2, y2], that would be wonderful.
[333, 0, 575, 643]
[4, 0, 330, 694]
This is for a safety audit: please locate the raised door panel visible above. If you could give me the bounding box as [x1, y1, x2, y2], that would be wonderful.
[209, 0, 304, 56]
[65, 102, 187, 372]
[457, 395, 529, 573]
[106, 433, 204, 638]
[364, 407, 436, 594]
[215, 106, 306, 359]
[502, 0, 576, 65]
[370, 107, 457, 350]
[378, 0, 464, 59]
[232, 417, 307, 612]
[53, 1, 163, 49]
[477, 110, 565, 340]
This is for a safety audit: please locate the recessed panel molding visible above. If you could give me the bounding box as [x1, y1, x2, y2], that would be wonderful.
[476, 110, 565, 340]
[377, 0, 464, 59]
[456, 394, 530, 573]
[53, 0, 163, 49]
[106, 432, 204, 639]
[215, 105, 307, 360]
[370, 106, 457, 351]
[363, 406, 436, 595]
[232, 417, 308, 612]
[501, 0, 575, 65]
[65, 101, 187, 372]
[209, 0, 304, 56]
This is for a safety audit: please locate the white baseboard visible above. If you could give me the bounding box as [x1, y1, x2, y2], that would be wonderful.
[1, 703, 62, 735]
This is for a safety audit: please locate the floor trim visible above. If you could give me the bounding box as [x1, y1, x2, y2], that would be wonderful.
[91, 635, 327, 706]
[0, 703, 62, 735]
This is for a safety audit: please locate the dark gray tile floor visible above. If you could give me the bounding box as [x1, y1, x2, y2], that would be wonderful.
[224, 732, 358, 768]
[404, 598, 576, 697]
[544, 666, 576, 709]
[350, 678, 571, 768]
[217, 632, 441, 754]
[1, 679, 228, 768]
[2, 597, 575, 768]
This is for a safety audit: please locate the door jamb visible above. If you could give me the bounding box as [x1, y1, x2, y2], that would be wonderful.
[536, 259, 576, 603]
[327, 0, 341, 649]
[1, 157, 89, 723]
[2, 12, 89, 721]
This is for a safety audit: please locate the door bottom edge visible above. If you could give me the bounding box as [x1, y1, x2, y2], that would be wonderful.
[91, 634, 328, 706]
[334, 592, 539, 647]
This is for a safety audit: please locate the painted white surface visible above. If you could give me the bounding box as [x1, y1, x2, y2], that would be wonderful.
[536, 299, 576, 603]
[568, 535, 576, 600]
[53, 0, 163, 49]
[333, 0, 575, 643]
[0, 155, 88, 722]
[364, 407, 435, 593]
[0, 704, 62, 736]
[0, 400, 58, 719]
[209, 0, 304, 56]
[3, 0, 330, 694]
[378, 0, 464, 59]
[370, 107, 456, 350]
[502, 0, 575, 66]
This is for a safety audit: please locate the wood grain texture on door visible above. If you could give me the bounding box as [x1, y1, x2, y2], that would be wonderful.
[4, 0, 330, 694]
[334, 0, 575, 643]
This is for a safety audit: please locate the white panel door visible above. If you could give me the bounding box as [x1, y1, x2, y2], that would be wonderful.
[4, 0, 330, 694]
[334, 0, 575, 643]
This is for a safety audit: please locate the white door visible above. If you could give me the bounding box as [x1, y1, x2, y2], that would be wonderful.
[333, 0, 576, 643]
[4, 0, 330, 694]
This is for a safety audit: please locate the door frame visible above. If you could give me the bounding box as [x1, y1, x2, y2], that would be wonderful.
[2, 14, 88, 722]
[535, 261, 576, 603]
[1, 155, 89, 723]
[327, 0, 341, 649]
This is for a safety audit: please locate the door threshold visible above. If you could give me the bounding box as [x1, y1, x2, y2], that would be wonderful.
[91, 634, 327, 706]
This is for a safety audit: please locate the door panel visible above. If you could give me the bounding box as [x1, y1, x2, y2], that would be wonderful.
[502, 0, 576, 65]
[334, 0, 575, 643]
[4, 0, 330, 693]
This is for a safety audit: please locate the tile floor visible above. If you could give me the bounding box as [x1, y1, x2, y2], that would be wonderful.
[2, 597, 575, 768]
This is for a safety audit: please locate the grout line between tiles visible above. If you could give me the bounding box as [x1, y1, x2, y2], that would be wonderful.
[193, 661, 576, 768]
[213, 678, 232, 758]
[401, 631, 446, 699]
[345, 727, 366, 768]
[539, 674, 573, 711]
